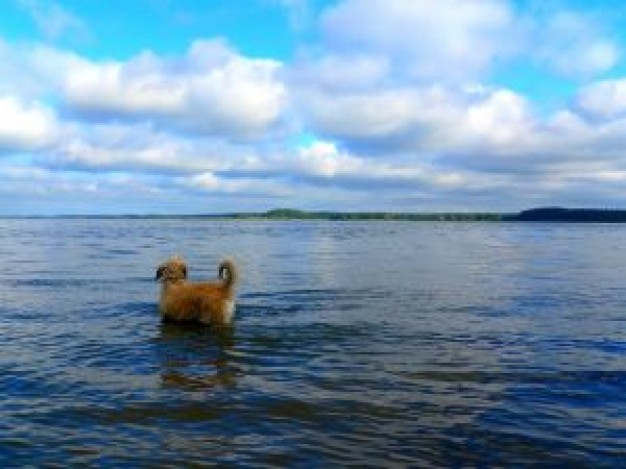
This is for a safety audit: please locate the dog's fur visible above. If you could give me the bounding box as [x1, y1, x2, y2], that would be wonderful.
[155, 256, 238, 326]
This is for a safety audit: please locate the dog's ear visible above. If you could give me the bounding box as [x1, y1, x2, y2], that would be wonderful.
[181, 265, 188, 279]
[155, 265, 165, 281]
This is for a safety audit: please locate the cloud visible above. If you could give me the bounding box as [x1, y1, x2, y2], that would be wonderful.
[315, 0, 620, 85]
[41, 121, 265, 177]
[0, 96, 58, 151]
[273, 0, 312, 32]
[574, 78, 626, 121]
[60, 39, 288, 141]
[184, 171, 294, 198]
[531, 11, 619, 77]
[17, 0, 90, 43]
[320, 0, 516, 82]
[1, 38, 289, 144]
[291, 53, 389, 92]
[0, 162, 192, 215]
[296, 82, 535, 156]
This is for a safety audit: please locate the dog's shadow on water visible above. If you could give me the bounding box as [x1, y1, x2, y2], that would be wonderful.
[154, 323, 241, 391]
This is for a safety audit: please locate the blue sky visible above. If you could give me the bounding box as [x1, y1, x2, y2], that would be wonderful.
[1, 1, 311, 59]
[2, 0, 626, 214]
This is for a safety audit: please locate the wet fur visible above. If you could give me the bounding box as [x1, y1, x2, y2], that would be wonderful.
[156, 256, 238, 326]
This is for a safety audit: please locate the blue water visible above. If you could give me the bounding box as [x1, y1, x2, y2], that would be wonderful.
[0, 219, 625, 467]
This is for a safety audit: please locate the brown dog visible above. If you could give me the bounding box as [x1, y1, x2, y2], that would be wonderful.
[155, 256, 238, 326]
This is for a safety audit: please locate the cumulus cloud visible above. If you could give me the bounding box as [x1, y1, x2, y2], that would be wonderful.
[60, 39, 288, 141]
[292, 0, 620, 162]
[42, 121, 263, 176]
[320, 0, 516, 82]
[0, 96, 58, 151]
[296, 82, 536, 157]
[574, 79, 626, 121]
[184, 171, 294, 198]
[0, 39, 286, 143]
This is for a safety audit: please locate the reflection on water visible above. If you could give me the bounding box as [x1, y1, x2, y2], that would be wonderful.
[157, 323, 239, 391]
[0, 219, 625, 467]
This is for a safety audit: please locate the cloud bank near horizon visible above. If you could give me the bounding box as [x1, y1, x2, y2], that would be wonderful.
[2, 0, 626, 214]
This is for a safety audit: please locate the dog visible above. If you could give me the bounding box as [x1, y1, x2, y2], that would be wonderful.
[155, 256, 238, 326]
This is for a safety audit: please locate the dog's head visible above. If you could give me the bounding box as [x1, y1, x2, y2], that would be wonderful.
[155, 256, 188, 283]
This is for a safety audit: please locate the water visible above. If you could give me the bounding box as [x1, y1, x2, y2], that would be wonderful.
[0, 219, 625, 467]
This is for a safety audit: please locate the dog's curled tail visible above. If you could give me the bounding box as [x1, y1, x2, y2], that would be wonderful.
[218, 259, 238, 293]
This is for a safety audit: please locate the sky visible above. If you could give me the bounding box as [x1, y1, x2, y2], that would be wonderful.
[2, 0, 626, 214]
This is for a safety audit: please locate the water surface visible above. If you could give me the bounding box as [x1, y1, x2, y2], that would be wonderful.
[0, 219, 625, 467]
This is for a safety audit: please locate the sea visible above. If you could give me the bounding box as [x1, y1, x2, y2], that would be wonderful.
[0, 218, 625, 467]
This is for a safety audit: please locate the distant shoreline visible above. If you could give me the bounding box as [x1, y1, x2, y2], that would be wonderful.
[4, 207, 626, 222]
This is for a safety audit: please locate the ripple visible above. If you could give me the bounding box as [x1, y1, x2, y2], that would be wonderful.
[2, 219, 626, 467]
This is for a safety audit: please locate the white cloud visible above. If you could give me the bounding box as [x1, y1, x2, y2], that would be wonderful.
[44, 121, 259, 175]
[60, 39, 288, 141]
[300, 85, 447, 148]
[291, 53, 389, 91]
[314, 0, 620, 86]
[462, 89, 534, 146]
[185, 171, 293, 197]
[292, 140, 372, 178]
[532, 11, 619, 77]
[574, 79, 626, 121]
[0, 96, 57, 151]
[297, 83, 536, 156]
[321, 0, 515, 82]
